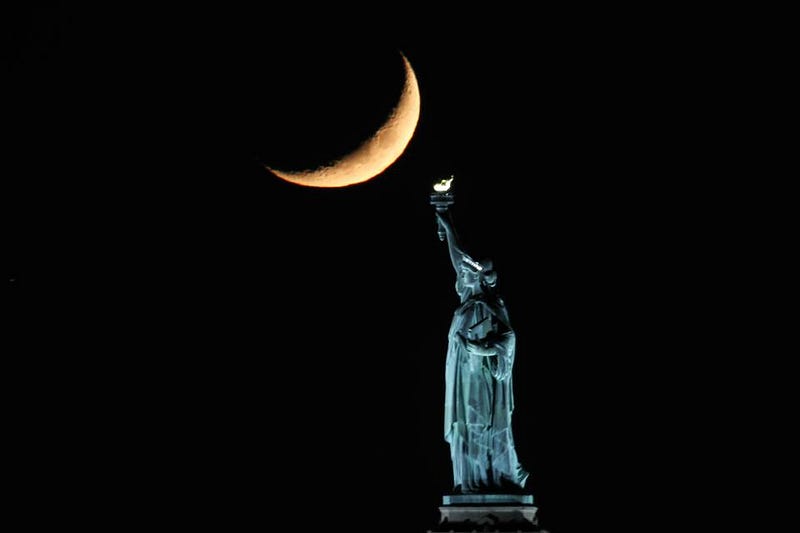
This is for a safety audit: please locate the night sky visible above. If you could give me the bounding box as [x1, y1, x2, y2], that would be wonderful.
[6, 6, 724, 532]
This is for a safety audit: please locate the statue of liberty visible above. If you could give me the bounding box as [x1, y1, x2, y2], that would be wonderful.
[432, 178, 529, 494]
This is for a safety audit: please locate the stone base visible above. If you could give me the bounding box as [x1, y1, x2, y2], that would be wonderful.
[428, 494, 541, 532]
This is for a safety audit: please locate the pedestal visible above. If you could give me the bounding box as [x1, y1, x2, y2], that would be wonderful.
[428, 494, 541, 532]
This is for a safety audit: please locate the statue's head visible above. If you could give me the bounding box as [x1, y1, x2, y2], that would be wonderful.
[457, 255, 497, 298]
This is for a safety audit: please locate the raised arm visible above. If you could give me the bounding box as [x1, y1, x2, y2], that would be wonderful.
[435, 210, 466, 274]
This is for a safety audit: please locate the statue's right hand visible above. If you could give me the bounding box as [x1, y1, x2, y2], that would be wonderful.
[436, 219, 446, 241]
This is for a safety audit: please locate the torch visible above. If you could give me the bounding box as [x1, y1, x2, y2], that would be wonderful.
[430, 176, 455, 241]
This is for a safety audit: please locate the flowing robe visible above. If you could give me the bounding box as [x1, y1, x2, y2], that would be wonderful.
[444, 285, 529, 492]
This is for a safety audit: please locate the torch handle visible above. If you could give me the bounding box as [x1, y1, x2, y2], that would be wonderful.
[430, 189, 454, 242]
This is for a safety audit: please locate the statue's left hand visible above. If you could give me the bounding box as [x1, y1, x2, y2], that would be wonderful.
[457, 332, 496, 356]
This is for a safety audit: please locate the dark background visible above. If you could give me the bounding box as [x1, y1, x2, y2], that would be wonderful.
[6, 5, 743, 532]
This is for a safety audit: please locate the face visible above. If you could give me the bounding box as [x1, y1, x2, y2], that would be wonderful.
[461, 269, 480, 286]
[456, 268, 483, 299]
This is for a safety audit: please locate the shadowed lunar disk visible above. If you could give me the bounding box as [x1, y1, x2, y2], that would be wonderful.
[266, 52, 420, 188]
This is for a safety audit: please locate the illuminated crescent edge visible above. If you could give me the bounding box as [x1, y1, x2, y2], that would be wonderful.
[266, 53, 421, 188]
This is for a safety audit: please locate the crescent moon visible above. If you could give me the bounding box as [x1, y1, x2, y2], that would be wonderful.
[267, 52, 420, 188]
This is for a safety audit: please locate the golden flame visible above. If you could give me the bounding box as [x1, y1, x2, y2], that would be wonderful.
[433, 177, 454, 192]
